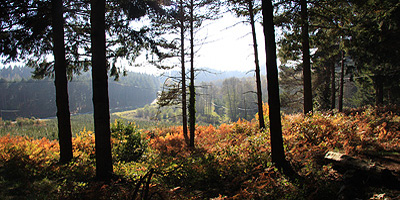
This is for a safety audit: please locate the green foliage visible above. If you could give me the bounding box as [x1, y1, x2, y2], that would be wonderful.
[347, 78, 375, 107]
[0, 117, 58, 140]
[279, 65, 304, 113]
[15, 117, 39, 126]
[155, 152, 223, 195]
[0, 115, 96, 140]
[111, 119, 147, 163]
[115, 104, 182, 127]
[196, 112, 221, 125]
[276, 0, 400, 107]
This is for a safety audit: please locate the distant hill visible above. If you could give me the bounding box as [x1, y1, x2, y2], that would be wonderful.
[159, 66, 266, 83]
[0, 66, 161, 120]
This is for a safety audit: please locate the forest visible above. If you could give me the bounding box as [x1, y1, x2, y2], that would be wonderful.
[1, 0, 400, 199]
[0, 66, 160, 120]
[0, 65, 265, 123]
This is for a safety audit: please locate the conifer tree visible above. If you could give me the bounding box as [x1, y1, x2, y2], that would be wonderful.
[346, 0, 400, 105]
[0, 0, 73, 163]
[91, 0, 113, 181]
[188, 0, 195, 147]
[300, 0, 312, 114]
[52, 0, 73, 163]
[262, 0, 295, 176]
[154, 0, 219, 147]
[227, 0, 265, 129]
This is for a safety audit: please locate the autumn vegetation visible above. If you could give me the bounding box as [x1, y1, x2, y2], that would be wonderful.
[1, 105, 399, 199]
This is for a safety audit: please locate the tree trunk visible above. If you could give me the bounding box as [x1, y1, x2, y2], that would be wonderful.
[338, 50, 344, 112]
[374, 74, 384, 106]
[91, 0, 113, 181]
[330, 62, 336, 109]
[226, 84, 233, 120]
[232, 83, 238, 120]
[188, 0, 195, 148]
[180, 0, 189, 146]
[300, 0, 312, 115]
[52, 0, 73, 164]
[262, 0, 290, 172]
[249, 0, 265, 129]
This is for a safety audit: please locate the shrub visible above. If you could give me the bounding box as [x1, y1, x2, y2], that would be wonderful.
[15, 117, 39, 126]
[148, 126, 187, 157]
[0, 135, 59, 180]
[111, 119, 147, 163]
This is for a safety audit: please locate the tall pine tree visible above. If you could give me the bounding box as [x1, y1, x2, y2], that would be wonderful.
[262, 0, 295, 177]
[52, 0, 73, 163]
[91, 0, 113, 181]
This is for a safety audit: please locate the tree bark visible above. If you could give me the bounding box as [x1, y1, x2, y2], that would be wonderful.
[52, 0, 73, 164]
[338, 50, 344, 112]
[300, 0, 313, 115]
[262, 0, 289, 172]
[180, 0, 189, 146]
[330, 62, 336, 109]
[91, 0, 113, 181]
[249, 0, 265, 129]
[188, 0, 195, 148]
[374, 74, 384, 106]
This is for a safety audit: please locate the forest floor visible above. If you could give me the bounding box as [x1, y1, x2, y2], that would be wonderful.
[362, 152, 400, 172]
[1, 105, 400, 199]
[324, 151, 400, 199]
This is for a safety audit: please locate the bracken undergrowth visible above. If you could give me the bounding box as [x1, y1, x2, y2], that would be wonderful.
[1, 105, 399, 199]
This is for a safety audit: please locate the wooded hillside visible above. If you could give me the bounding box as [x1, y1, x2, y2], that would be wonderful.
[0, 66, 160, 120]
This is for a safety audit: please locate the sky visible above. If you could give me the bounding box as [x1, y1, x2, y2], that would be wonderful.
[129, 13, 267, 75]
[1, 13, 269, 75]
